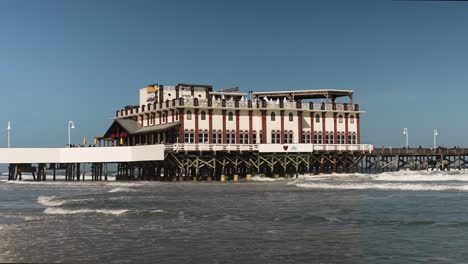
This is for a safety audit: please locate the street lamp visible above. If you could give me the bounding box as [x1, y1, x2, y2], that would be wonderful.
[433, 129, 438, 149]
[403, 128, 408, 148]
[68, 121, 75, 147]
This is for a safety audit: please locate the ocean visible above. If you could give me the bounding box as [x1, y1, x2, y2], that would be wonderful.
[2, 171, 468, 263]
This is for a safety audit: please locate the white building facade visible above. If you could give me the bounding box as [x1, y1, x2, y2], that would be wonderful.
[105, 84, 363, 148]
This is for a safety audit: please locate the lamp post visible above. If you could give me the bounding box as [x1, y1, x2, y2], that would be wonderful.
[433, 129, 438, 149]
[403, 128, 408, 148]
[7, 121, 11, 148]
[68, 121, 75, 147]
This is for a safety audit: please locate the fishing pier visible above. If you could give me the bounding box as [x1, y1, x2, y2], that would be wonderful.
[3, 144, 468, 182]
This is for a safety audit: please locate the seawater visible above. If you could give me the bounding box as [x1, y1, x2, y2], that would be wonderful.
[2, 171, 468, 263]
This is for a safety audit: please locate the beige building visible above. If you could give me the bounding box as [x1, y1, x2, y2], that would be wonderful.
[104, 83, 363, 147]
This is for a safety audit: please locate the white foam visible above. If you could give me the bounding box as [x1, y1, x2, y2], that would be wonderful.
[37, 196, 66, 206]
[108, 187, 139, 193]
[43, 207, 129, 215]
[37, 196, 95, 207]
[295, 182, 468, 191]
[251, 176, 288, 182]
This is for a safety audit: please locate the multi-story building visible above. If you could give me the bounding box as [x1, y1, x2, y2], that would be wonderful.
[103, 83, 363, 149]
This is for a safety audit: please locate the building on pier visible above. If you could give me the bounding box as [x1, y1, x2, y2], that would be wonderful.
[104, 83, 363, 147]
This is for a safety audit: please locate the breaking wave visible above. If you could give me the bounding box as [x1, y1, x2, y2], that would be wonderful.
[108, 187, 139, 193]
[295, 182, 468, 191]
[37, 196, 95, 207]
[43, 208, 129, 215]
[292, 170, 468, 191]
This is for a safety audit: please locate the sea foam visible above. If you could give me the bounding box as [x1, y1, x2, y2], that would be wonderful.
[43, 208, 129, 215]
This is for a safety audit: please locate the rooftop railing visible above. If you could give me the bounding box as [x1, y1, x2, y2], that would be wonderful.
[116, 98, 360, 118]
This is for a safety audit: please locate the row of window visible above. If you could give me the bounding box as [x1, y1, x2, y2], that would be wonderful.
[183, 129, 357, 144]
[184, 111, 356, 124]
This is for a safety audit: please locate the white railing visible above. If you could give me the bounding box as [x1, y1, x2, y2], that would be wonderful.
[169, 144, 259, 152]
[116, 99, 359, 118]
[166, 143, 373, 153]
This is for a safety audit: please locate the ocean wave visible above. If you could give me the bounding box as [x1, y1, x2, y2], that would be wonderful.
[250, 176, 289, 182]
[43, 207, 129, 215]
[295, 182, 468, 191]
[37, 196, 95, 207]
[108, 187, 139, 193]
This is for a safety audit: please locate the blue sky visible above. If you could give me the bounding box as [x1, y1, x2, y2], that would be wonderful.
[0, 0, 467, 148]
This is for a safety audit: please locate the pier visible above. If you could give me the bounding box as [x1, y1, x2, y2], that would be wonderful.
[3, 145, 468, 182]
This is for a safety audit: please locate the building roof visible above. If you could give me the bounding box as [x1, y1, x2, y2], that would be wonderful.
[104, 119, 180, 138]
[252, 89, 353, 101]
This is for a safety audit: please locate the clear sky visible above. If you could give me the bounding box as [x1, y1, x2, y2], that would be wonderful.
[0, 0, 467, 148]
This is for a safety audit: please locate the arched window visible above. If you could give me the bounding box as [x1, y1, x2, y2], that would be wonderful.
[289, 113, 293, 122]
[162, 113, 166, 123]
[150, 114, 154, 126]
[350, 115, 355, 124]
[338, 115, 343, 123]
[228, 112, 234, 121]
[315, 114, 320, 123]
[187, 110, 192, 120]
[271, 112, 276, 121]
[175, 111, 179, 121]
[200, 111, 206, 121]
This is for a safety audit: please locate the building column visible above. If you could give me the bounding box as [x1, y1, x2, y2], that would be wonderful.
[310, 112, 314, 136]
[261, 110, 267, 144]
[194, 109, 199, 143]
[322, 113, 326, 144]
[235, 110, 240, 144]
[298, 111, 303, 144]
[222, 110, 227, 144]
[345, 113, 349, 144]
[357, 113, 361, 144]
[179, 110, 184, 143]
[333, 113, 337, 144]
[280, 110, 285, 144]
[248, 110, 253, 144]
[208, 109, 213, 143]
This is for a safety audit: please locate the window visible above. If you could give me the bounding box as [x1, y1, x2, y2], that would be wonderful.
[228, 112, 234, 121]
[150, 114, 154, 126]
[162, 113, 166, 123]
[314, 132, 323, 144]
[337, 132, 345, 144]
[212, 130, 223, 144]
[348, 132, 357, 144]
[239, 130, 249, 144]
[184, 129, 194, 143]
[259, 130, 263, 143]
[289, 113, 293, 122]
[175, 111, 179, 121]
[284, 130, 293, 143]
[271, 112, 276, 121]
[226, 130, 236, 144]
[350, 115, 355, 124]
[338, 115, 343, 123]
[302, 130, 311, 143]
[187, 110, 192, 120]
[198, 129, 209, 143]
[315, 114, 320, 123]
[201, 111, 206, 121]
[252, 131, 257, 144]
[271, 130, 281, 144]
[325, 132, 334, 144]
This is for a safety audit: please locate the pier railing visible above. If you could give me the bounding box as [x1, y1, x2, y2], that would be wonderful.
[371, 147, 468, 156]
[169, 143, 258, 152]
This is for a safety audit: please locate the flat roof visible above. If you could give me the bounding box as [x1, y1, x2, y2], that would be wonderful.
[252, 89, 353, 100]
[209, 91, 248, 96]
